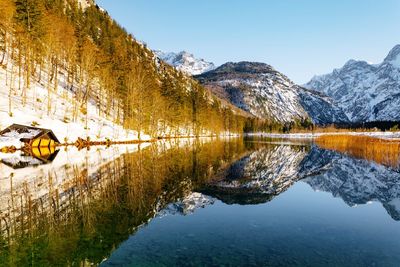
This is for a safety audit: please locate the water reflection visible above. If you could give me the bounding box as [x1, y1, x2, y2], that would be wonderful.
[1, 147, 59, 169]
[0, 137, 399, 266]
[0, 138, 247, 266]
[199, 140, 400, 221]
[201, 144, 309, 205]
[301, 145, 400, 221]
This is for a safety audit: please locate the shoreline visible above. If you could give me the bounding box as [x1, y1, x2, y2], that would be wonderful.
[0, 134, 242, 153]
[2, 130, 400, 153]
[245, 131, 400, 140]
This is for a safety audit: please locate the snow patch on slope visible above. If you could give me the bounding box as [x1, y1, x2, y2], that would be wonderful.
[76, 0, 94, 9]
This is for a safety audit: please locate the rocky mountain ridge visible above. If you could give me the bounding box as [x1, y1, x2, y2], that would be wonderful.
[195, 62, 349, 125]
[305, 44, 400, 122]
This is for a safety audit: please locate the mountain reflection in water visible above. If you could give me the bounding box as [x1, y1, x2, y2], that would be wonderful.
[202, 138, 400, 221]
[0, 137, 399, 266]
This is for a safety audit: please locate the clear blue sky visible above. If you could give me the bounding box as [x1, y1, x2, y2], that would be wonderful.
[97, 0, 400, 84]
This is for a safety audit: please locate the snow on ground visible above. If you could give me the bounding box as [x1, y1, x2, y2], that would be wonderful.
[0, 128, 41, 148]
[76, 0, 93, 9]
[248, 131, 400, 140]
[0, 57, 151, 149]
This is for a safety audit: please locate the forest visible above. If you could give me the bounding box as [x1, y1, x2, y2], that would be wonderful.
[0, 0, 247, 138]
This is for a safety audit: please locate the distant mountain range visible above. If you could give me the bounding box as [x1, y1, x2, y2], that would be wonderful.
[158, 45, 400, 125]
[305, 45, 400, 122]
[155, 51, 349, 125]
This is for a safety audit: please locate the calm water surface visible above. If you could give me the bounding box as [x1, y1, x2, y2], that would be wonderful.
[0, 137, 399, 266]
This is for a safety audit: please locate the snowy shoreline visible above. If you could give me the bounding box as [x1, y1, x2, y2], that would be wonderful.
[246, 131, 400, 140]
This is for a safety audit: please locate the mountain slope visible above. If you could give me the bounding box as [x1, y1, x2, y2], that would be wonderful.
[305, 45, 400, 122]
[195, 62, 349, 125]
[0, 0, 246, 144]
[154, 50, 215, 75]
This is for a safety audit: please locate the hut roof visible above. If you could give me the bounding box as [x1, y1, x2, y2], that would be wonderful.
[0, 124, 60, 143]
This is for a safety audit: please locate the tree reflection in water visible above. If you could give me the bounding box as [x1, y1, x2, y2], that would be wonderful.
[0, 138, 247, 266]
[0, 136, 400, 266]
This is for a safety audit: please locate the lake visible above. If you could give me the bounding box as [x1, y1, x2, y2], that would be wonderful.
[0, 136, 399, 266]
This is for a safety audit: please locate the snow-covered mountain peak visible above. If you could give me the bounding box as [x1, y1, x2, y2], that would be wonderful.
[196, 62, 348, 124]
[154, 50, 216, 75]
[343, 59, 358, 67]
[305, 44, 400, 122]
[342, 59, 373, 70]
[384, 44, 400, 67]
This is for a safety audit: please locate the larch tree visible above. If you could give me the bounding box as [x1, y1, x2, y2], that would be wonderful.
[14, 0, 44, 106]
[79, 39, 98, 129]
[0, 0, 16, 115]
[0, 0, 16, 65]
[0, 0, 249, 140]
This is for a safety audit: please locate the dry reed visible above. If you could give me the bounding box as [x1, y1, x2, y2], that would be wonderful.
[316, 135, 400, 170]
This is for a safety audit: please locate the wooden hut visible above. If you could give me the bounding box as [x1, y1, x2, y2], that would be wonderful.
[0, 124, 60, 148]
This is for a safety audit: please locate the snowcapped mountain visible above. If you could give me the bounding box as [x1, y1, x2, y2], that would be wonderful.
[154, 50, 216, 75]
[195, 62, 348, 125]
[305, 45, 400, 122]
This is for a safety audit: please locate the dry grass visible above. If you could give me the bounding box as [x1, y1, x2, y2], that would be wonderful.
[316, 135, 400, 169]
